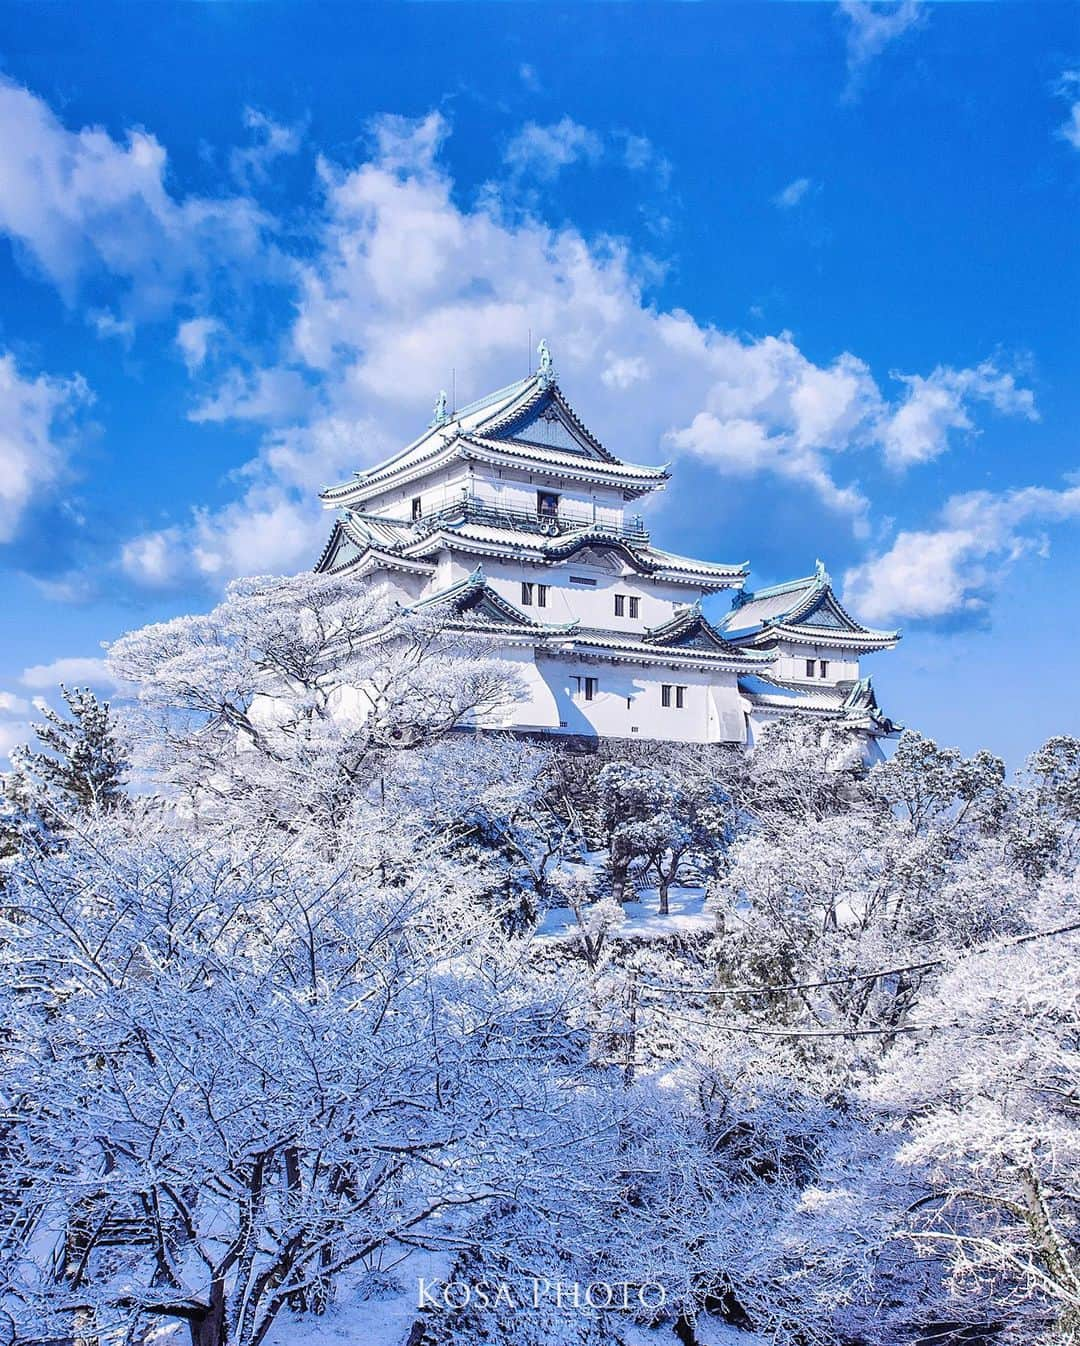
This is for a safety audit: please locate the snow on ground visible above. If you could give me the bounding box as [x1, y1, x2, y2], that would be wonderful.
[264, 1249, 452, 1346]
[535, 849, 717, 941]
[536, 886, 715, 941]
[618, 1323, 765, 1346]
[692, 1324, 768, 1346]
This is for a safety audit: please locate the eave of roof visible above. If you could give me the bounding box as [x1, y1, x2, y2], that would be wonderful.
[319, 373, 669, 506]
[388, 525, 744, 589]
[738, 673, 899, 734]
[733, 621, 900, 652]
[723, 559, 899, 645]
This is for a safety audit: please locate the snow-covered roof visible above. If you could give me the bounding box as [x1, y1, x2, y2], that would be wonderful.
[319, 369, 669, 508]
[739, 672, 899, 735]
[642, 601, 770, 661]
[403, 574, 770, 672]
[316, 506, 746, 592]
[411, 566, 578, 636]
[721, 559, 899, 651]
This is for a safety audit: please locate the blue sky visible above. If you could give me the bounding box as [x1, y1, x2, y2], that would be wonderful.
[0, 2, 1077, 767]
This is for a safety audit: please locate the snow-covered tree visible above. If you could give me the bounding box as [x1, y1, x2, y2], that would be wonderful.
[0, 685, 128, 860]
[0, 809, 597, 1346]
[108, 572, 520, 835]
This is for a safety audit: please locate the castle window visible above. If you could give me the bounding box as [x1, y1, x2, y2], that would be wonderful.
[819, 660, 829, 679]
[571, 675, 598, 701]
[537, 584, 548, 608]
[629, 596, 640, 618]
[569, 575, 597, 586]
[521, 582, 534, 606]
[411, 496, 423, 521]
[614, 594, 626, 617]
[662, 684, 672, 707]
[805, 659, 816, 678]
[676, 685, 685, 709]
[537, 490, 560, 518]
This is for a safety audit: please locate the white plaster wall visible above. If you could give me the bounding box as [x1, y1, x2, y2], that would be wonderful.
[470, 468, 629, 528]
[359, 463, 638, 531]
[363, 465, 471, 520]
[458, 553, 705, 630]
[471, 644, 563, 731]
[773, 645, 861, 684]
[534, 654, 747, 744]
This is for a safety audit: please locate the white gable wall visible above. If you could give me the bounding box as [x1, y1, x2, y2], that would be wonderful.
[362, 463, 472, 521]
[470, 466, 630, 529]
[772, 643, 861, 684]
[534, 653, 747, 744]
[438, 550, 705, 631]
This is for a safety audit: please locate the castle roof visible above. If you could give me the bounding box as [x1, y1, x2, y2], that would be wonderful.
[738, 672, 899, 736]
[320, 371, 670, 509]
[720, 559, 900, 652]
[406, 576, 772, 673]
[316, 504, 747, 591]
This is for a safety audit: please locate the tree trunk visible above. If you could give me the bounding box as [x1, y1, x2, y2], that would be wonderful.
[658, 876, 670, 916]
[189, 1281, 227, 1346]
[1017, 1164, 1080, 1336]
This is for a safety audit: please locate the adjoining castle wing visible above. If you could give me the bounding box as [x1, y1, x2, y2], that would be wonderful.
[720, 559, 900, 654]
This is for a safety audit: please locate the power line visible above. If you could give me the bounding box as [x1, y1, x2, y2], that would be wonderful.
[655, 1008, 935, 1039]
[636, 919, 1080, 1000]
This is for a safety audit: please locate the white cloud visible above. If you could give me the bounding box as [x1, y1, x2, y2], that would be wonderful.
[117, 110, 1029, 591]
[0, 76, 268, 318]
[20, 656, 118, 691]
[838, 1, 924, 101]
[176, 317, 223, 372]
[0, 350, 90, 542]
[773, 177, 813, 209]
[1055, 71, 1080, 150]
[0, 691, 30, 716]
[119, 528, 187, 588]
[618, 133, 672, 190]
[89, 309, 135, 344]
[189, 366, 312, 424]
[844, 481, 1080, 623]
[519, 64, 541, 93]
[880, 360, 1037, 470]
[0, 717, 30, 764]
[229, 106, 305, 186]
[663, 338, 881, 528]
[504, 117, 603, 181]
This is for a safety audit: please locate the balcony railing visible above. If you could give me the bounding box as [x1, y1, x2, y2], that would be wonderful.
[414, 497, 649, 542]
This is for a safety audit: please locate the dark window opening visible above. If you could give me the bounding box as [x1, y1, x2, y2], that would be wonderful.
[537, 584, 548, 608]
[805, 659, 816, 678]
[537, 490, 560, 518]
[662, 684, 672, 708]
[584, 677, 597, 701]
[819, 660, 829, 679]
[614, 594, 626, 617]
[629, 596, 640, 618]
[411, 496, 423, 521]
[676, 685, 685, 709]
[521, 582, 534, 606]
[569, 575, 597, 586]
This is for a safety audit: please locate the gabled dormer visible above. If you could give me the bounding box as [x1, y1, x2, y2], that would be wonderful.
[644, 601, 771, 662]
[318, 344, 670, 518]
[721, 560, 900, 655]
[412, 565, 577, 635]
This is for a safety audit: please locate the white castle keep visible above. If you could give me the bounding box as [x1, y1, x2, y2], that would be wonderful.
[315, 344, 900, 751]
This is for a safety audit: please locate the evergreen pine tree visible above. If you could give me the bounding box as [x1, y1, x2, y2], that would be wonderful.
[12, 685, 127, 815]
